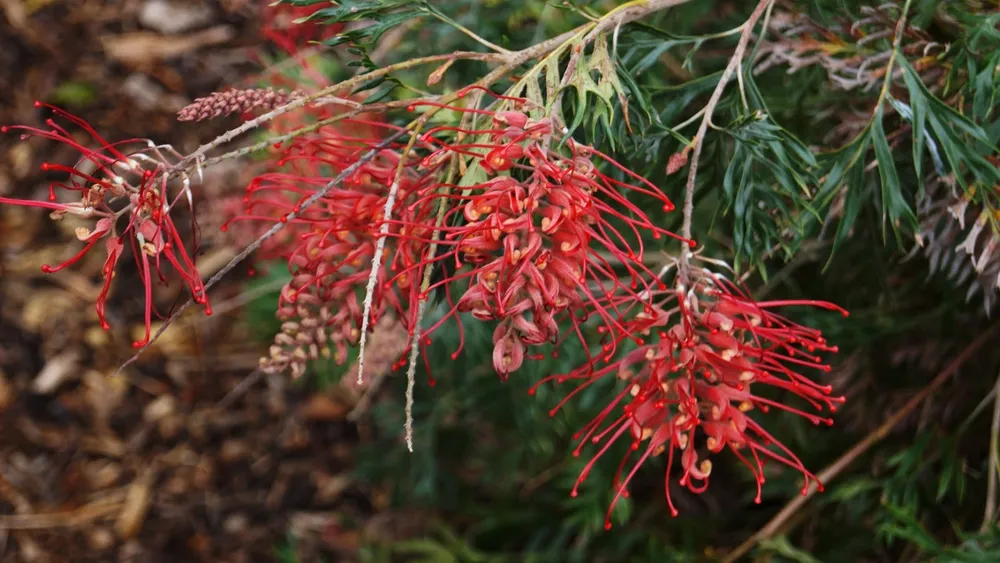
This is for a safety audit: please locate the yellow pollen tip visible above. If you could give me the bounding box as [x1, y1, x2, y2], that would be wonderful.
[699, 460, 712, 476]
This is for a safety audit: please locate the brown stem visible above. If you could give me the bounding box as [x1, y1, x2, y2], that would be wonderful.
[185, 0, 691, 171]
[679, 0, 773, 280]
[983, 369, 1000, 532]
[722, 322, 1000, 563]
[198, 99, 417, 169]
[181, 52, 504, 165]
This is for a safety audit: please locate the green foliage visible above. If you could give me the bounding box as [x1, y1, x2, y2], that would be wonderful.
[48, 81, 99, 108]
[242, 265, 290, 343]
[254, 0, 1000, 561]
[300, 0, 433, 50]
[721, 110, 819, 267]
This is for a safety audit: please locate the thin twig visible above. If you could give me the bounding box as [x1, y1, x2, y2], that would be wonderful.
[723, 322, 1000, 563]
[198, 99, 419, 169]
[215, 368, 265, 410]
[399, 174, 453, 450]
[183, 12, 631, 169]
[200, 276, 289, 319]
[875, 0, 915, 107]
[402, 297, 427, 452]
[679, 0, 773, 281]
[983, 368, 1000, 532]
[346, 369, 392, 422]
[357, 115, 427, 387]
[180, 52, 506, 167]
[431, 11, 512, 55]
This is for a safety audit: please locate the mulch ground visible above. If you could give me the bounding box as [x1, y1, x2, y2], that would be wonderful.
[0, 2, 412, 561]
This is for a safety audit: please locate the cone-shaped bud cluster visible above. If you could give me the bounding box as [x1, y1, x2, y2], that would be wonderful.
[177, 88, 305, 122]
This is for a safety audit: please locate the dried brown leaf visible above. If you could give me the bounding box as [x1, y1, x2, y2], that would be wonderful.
[31, 349, 81, 394]
[0, 494, 123, 530]
[0, 368, 13, 414]
[299, 394, 348, 421]
[100, 26, 235, 67]
[115, 468, 156, 539]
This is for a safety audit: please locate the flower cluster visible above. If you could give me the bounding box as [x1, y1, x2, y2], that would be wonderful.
[533, 260, 847, 528]
[388, 97, 691, 380]
[219, 86, 847, 520]
[1, 103, 210, 347]
[232, 89, 691, 383]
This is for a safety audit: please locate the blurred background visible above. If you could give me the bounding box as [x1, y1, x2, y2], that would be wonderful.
[2, 1, 1000, 562]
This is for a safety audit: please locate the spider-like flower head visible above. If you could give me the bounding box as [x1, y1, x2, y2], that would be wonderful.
[1, 103, 209, 347]
[535, 260, 848, 529]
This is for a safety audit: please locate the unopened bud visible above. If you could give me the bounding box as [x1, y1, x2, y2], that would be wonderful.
[665, 151, 689, 175]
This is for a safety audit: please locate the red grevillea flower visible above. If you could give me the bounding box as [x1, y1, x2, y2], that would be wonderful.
[232, 86, 695, 382]
[532, 263, 848, 529]
[0, 103, 210, 347]
[233, 86, 690, 383]
[388, 93, 693, 380]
